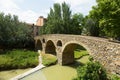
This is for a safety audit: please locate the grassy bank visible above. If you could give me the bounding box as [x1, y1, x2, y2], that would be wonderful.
[74, 50, 88, 59]
[42, 53, 57, 66]
[0, 50, 39, 70]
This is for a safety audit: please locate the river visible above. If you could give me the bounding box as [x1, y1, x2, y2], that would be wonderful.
[20, 56, 89, 80]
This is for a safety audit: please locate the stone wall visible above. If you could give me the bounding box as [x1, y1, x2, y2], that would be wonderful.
[34, 34, 120, 75]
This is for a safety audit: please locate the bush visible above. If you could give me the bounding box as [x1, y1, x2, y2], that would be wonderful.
[0, 50, 39, 70]
[74, 61, 107, 80]
[42, 53, 57, 66]
[89, 56, 94, 61]
[108, 74, 120, 80]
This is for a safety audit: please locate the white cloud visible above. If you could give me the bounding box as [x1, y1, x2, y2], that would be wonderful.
[0, 0, 40, 24]
[52, 0, 96, 15]
[0, 0, 96, 23]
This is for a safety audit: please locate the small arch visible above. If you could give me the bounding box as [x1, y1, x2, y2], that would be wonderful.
[42, 38, 45, 43]
[62, 42, 90, 65]
[36, 39, 42, 51]
[57, 40, 62, 47]
[45, 40, 56, 55]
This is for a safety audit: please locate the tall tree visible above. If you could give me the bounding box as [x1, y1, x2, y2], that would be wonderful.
[71, 13, 84, 34]
[44, 2, 72, 34]
[83, 18, 99, 36]
[62, 2, 72, 34]
[89, 0, 120, 38]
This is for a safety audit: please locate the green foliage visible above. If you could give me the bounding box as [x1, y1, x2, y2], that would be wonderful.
[74, 61, 107, 80]
[89, 56, 94, 61]
[0, 12, 34, 49]
[83, 18, 99, 36]
[108, 74, 120, 80]
[71, 13, 84, 34]
[89, 0, 120, 38]
[41, 2, 83, 34]
[74, 50, 88, 59]
[0, 50, 39, 70]
[42, 53, 57, 66]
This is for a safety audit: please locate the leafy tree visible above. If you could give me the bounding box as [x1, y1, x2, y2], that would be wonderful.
[43, 2, 73, 34]
[0, 12, 33, 49]
[83, 18, 99, 36]
[45, 3, 63, 34]
[89, 0, 120, 38]
[62, 2, 72, 34]
[41, 2, 84, 35]
[71, 13, 84, 34]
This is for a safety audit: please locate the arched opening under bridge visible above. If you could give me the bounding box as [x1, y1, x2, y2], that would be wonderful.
[62, 42, 89, 65]
[36, 40, 42, 51]
[45, 40, 56, 55]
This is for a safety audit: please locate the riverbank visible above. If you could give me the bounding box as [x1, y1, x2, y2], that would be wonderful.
[0, 68, 32, 80]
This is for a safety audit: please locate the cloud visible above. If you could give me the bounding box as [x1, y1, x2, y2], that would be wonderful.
[0, 0, 40, 24]
[52, 0, 96, 15]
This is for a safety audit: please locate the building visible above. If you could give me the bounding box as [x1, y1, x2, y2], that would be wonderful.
[27, 16, 46, 37]
[36, 16, 47, 27]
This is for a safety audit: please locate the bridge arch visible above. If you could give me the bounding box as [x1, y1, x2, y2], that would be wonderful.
[61, 41, 91, 65]
[35, 34, 120, 75]
[45, 40, 56, 55]
[42, 38, 45, 43]
[57, 40, 62, 47]
[36, 39, 42, 51]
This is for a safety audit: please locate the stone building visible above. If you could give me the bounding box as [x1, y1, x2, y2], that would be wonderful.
[27, 16, 47, 37]
[36, 16, 47, 27]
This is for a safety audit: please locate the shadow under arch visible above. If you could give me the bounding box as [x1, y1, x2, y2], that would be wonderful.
[36, 39, 42, 51]
[61, 41, 90, 65]
[57, 40, 62, 47]
[45, 40, 56, 55]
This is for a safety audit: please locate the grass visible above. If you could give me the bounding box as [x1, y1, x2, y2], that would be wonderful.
[0, 49, 39, 70]
[42, 53, 57, 66]
[74, 50, 89, 59]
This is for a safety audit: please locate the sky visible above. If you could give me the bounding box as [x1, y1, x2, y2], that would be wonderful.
[0, 0, 96, 24]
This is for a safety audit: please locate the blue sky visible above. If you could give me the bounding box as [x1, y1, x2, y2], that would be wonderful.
[0, 0, 96, 24]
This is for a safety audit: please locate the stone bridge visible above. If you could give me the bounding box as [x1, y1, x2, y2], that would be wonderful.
[34, 34, 120, 75]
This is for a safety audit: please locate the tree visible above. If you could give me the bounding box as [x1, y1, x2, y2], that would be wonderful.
[62, 2, 72, 34]
[43, 2, 73, 34]
[83, 18, 99, 36]
[71, 13, 84, 34]
[0, 12, 33, 49]
[89, 0, 120, 38]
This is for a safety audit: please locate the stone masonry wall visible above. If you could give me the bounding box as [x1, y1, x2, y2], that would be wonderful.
[34, 34, 120, 75]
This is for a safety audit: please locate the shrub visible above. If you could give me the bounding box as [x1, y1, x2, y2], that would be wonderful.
[89, 56, 94, 61]
[74, 61, 107, 80]
[108, 74, 120, 80]
[42, 53, 57, 66]
[0, 50, 39, 70]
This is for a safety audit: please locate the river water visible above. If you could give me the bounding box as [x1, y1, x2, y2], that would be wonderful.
[20, 56, 89, 80]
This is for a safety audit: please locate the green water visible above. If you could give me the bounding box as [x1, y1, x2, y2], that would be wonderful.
[20, 70, 46, 80]
[20, 56, 89, 80]
[42, 65, 77, 80]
